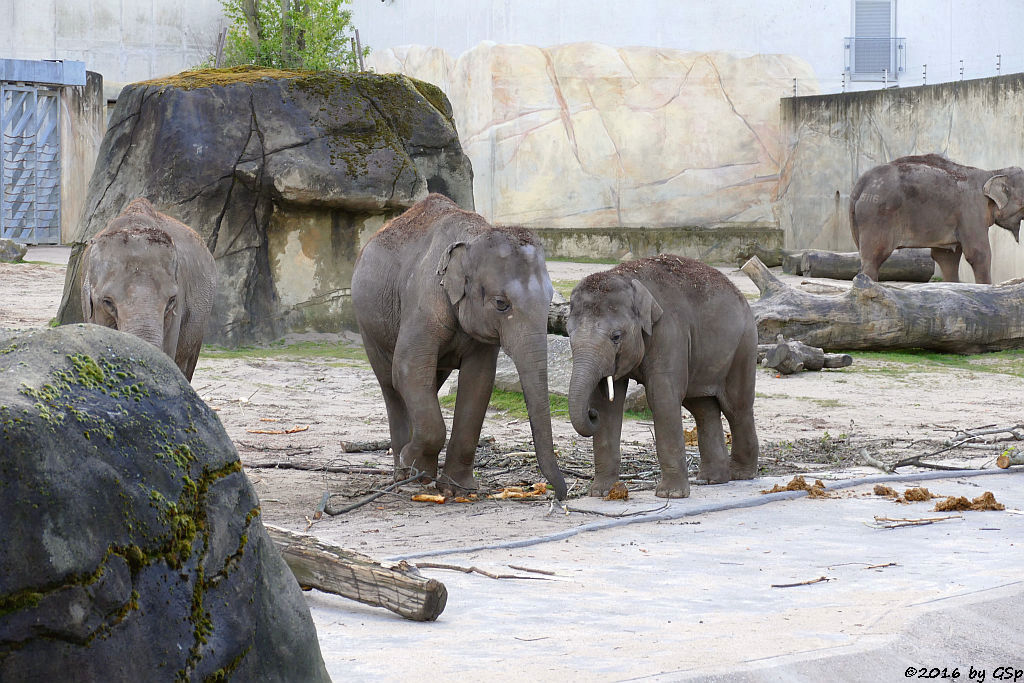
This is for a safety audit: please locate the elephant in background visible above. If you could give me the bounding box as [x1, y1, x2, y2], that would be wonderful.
[851, 154, 1024, 283]
[351, 194, 567, 500]
[567, 255, 759, 499]
[81, 198, 217, 381]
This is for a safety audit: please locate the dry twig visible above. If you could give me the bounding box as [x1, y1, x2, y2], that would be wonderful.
[868, 514, 962, 529]
[771, 576, 832, 588]
[414, 562, 551, 580]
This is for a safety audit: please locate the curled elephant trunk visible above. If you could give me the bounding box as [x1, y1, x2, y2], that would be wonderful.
[503, 332, 567, 500]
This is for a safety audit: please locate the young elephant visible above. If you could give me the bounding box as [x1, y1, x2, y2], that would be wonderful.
[567, 255, 759, 498]
[81, 198, 217, 381]
[351, 194, 567, 500]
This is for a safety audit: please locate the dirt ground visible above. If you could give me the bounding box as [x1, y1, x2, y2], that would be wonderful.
[2, 252, 1023, 559]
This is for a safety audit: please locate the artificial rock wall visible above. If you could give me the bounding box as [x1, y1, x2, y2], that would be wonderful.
[778, 74, 1024, 282]
[367, 42, 818, 261]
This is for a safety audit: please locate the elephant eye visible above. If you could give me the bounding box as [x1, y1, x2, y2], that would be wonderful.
[102, 297, 116, 315]
[494, 297, 510, 312]
[165, 297, 177, 314]
[610, 330, 622, 344]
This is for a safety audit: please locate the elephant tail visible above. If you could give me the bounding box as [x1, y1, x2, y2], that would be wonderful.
[849, 176, 866, 248]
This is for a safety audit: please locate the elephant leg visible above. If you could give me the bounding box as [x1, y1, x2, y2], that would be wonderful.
[720, 344, 759, 480]
[589, 377, 628, 497]
[962, 243, 992, 284]
[930, 247, 962, 283]
[439, 347, 498, 497]
[857, 235, 892, 281]
[647, 374, 689, 498]
[363, 337, 411, 474]
[684, 396, 729, 484]
[392, 336, 446, 481]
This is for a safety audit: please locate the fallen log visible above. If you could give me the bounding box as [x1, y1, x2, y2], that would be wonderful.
[742, 256, 1024, 353]
[266, 524, 447, 621]
[733, 242, 805, 268]
[757, 335, 852, 374]
[799, 248, 934, 282]
[996, 451, 1023, 469]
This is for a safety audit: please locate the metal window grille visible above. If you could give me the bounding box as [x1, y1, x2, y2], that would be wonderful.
[1, 83, 61, 244]
[845, 0, 905, 82]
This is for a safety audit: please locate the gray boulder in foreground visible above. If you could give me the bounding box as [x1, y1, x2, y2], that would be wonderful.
[0, 324, 329, 682]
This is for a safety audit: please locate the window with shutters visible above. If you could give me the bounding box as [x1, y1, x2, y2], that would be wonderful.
[845, 0, 905, 81]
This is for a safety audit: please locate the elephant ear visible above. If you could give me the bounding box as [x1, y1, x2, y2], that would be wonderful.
[437, 241, 468, 305]
[81, 248, 94, 321]
[630, 279, 663, 336]
[984, 174, 1011, 210]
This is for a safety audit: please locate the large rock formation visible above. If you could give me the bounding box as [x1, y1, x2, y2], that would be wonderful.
[57, 66, 473, 344]
[0, 324, 329, 681]
[367, 42, 818, 260]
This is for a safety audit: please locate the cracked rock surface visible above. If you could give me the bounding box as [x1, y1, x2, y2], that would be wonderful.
[0, 325, 329, 682]
[57, 68, 473, 345]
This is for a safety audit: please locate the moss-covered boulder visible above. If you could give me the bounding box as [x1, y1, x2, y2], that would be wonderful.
[57, 66, 474, 345]
[0, 324, 329, 681]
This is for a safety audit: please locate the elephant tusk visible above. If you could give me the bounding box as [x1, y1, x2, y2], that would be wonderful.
[606, 375, 614, 402]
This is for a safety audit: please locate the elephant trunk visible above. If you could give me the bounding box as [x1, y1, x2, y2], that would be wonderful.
[569, 355, 603, 437]
[503, 331, 567, 500]
[118, 310, 167, 354]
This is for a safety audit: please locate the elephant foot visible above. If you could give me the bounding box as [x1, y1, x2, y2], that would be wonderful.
[396, 455, 438, 484]
[655, 473, 690, 498]
[729, 462, 757, 480]
[697, 463, 730, 484]
[589, 474, 620, 497]
[436, 468, 479, 498]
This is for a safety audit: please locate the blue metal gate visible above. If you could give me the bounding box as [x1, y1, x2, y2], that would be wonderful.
[0, 83, 61, 244]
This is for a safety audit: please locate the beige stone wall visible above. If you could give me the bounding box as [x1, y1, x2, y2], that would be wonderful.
[778, 75, 1024, 282]
[367, 42, 818, 232]
[59, 71, 106, 243]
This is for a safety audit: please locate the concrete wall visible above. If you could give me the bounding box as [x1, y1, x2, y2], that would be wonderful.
[352, 0, 1024, 93]
[777, 73, 1024, 282]
[59, 71, 106, 243]
[1, 0, 224, 87]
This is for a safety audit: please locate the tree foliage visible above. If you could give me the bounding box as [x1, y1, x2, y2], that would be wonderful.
[219, 0, 368, 71]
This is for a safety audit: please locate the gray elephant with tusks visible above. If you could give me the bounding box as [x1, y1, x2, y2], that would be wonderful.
[351, 194, 567, 500]
[81, 198, 216, 381]
[567, 255, 759, 498]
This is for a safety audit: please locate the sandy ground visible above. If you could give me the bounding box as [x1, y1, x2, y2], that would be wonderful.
[4, 248, 1024, 679]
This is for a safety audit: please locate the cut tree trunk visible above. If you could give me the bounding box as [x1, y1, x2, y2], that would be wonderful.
[742, 257, 1024, 353]
[733, 243, 805, 268]
[799, 248, 934, 282]
[757, 335, 852, 374]
[266, 524, 447, 621]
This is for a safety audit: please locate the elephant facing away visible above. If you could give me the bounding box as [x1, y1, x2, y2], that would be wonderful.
[81, 198, 217, 381]
[351, 194, 567, 500]
[851, 154, 1024, 283]
[567, 255, 759, 498]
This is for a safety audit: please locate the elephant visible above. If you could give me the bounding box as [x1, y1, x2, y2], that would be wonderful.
[851, 154, 1024, 284]
[80, 198, 217, 381]
[351, 194, 567, 500]
[567, 255, 759, 498]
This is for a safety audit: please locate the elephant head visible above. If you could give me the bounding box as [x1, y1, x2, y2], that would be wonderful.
[567, 275, 663, 437]
[437, 228, 566, 498]
[81, 217, 182, 359]
[983, 168, 1024, 242]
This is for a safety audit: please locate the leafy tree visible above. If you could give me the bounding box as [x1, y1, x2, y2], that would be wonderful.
[218, 0, 368, 71]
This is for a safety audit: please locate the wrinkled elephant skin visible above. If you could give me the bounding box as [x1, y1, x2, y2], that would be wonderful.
[351, 194, 567, 499]
[80, 198, 217, 381]
[567, 255, 759, 498]
[851, 154, 1024, 284]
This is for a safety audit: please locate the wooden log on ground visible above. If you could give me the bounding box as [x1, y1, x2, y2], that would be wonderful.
[997, 451, 1024, 468]
[758, 335, 852, 374]
[742, 256, 1024, 353]
[799, 248, 934, 282]
[734, 242, 805, 269]
[266, 524, 448, 622]
[781, 250, 807, 275]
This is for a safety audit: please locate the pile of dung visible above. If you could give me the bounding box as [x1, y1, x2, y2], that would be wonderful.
[934, 491, 1005, 512]
[872, 485, 938, 504]
[762, 475, 834, 498]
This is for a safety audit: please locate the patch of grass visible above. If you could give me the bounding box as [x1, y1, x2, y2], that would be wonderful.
[202, 339, 368, 363]
[846, 349, 1024, 378]
[811, 398, 843, 408]
[551, 279, 579, 300]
